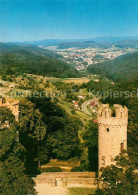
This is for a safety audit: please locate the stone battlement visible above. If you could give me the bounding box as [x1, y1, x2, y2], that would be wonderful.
[0, 98, 19, 121]
[98, 104, 128, 125]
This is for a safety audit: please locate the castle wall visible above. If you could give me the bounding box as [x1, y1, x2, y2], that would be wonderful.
[33, 172, 97, 188]
[98, 104, 128, 170]
[36, 172, 96, 179]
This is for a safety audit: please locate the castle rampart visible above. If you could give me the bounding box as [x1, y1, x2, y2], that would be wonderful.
[98, 104, 128, 170]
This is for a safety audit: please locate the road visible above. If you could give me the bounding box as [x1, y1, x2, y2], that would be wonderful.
[81, 99, 93, 116]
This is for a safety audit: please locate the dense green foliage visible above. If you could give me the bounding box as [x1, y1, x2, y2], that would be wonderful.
[85, 79, 113, 95]
[95, 152, 137, 195]
[0, 96, 83, 192]
[87, 52, 138, 81]
[0, 43, 81, 78]
[39, 167, 62, 172]
[0, 108, 36, 195]
[83, 121, 98, 172]
[71, 166, 84, 172]
[30, 97, 83, 165]
[0, 42, 62, 58]
[19, 100, 47, 174]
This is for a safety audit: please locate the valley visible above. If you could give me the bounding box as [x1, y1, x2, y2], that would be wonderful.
[44, 46, 136, 70]
[0, 39, 138, 195]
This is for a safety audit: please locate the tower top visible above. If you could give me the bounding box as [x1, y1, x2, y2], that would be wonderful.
[98, 104, 128, 125]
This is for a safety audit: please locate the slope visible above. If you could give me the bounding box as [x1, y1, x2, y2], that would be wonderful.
[0, 43, 81, 78]
[87, 52, 138, 81]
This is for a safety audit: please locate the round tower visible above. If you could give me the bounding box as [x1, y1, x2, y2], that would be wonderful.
[98, 104, 128, 171]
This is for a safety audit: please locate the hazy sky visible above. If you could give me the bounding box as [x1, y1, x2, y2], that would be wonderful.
[0, 0, 138, 42]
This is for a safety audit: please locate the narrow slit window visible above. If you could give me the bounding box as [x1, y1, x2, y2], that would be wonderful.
[107, 128, 109, 132]
[120, 143, 124, 152]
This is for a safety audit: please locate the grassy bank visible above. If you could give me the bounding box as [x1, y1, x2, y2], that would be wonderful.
[68, 187, 95, 195]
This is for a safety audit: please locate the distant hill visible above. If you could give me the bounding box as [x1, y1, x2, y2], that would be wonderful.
[0, 43, 81, 78]
[57, 38, 138, 49]
[0, 42, 62, 58]
[91, 36, 138, 43]
[115, 40, 138, 48]
[11, 36, 138, 47]
[13, 39, 87, 47]
[87, 52, 138, 81]
[58, 41, 112, 49]
[58, 39, 138, 49]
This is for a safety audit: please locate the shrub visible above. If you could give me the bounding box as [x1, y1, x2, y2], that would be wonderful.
[71, 166, 84, 172]
[71, 109, 76, 115]
[39, 167, 63, 173]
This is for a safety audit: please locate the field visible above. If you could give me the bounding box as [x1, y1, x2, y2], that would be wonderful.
[75, 88, 90, 97]
[62, 78, 90, 84]
[48, 77, 90, 84]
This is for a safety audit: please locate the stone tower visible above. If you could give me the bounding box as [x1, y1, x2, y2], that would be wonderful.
[98, 104, 128, 170]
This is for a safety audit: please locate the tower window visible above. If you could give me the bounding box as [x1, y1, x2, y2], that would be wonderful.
[120, 143, 124, 152]
[106, 128, 109, 132]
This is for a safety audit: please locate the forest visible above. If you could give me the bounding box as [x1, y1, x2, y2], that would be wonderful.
[0, 43, 82, 79]
[87, 51, 138, 81]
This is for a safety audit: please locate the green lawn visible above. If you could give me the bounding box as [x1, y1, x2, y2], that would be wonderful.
[5, 89, 31, 100]
[68, 187, 96, 195]
[75, 88, 90, 96]
[76, 110, 92, 121]
[48, 78, 66, 83]
[58, 99, 92, 121]
[58, 99, 73, 114]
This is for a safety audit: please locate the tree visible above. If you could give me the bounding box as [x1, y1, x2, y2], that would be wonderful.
[49, 115, 83, 160]
[95, 152, 138, 195]
[83, 121, 98, 171]
[30, 97, 83, 162]
[19, 99, 47, 174]
[0, 107, 15, 123]
[0, 107, 36, 195]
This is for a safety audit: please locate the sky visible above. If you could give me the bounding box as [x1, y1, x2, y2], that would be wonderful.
[0, 0, 138, 42]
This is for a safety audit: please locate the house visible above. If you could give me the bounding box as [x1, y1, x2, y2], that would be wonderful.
[93, 119, 98, 124]
[72, 100, 79, 110]
[90, 99, 99, 108]
[77, 95, 84, 100]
